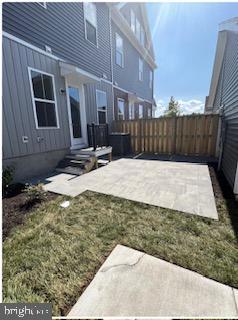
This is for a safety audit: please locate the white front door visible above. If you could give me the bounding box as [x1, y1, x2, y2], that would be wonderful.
[66, 83, 87, 149]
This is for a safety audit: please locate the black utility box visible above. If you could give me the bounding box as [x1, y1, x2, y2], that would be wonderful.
[109, 132, 131, 155]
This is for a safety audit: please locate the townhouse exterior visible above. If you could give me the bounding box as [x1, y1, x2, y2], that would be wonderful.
[2, 2, 157, 181]
[205, 17, 238, 198]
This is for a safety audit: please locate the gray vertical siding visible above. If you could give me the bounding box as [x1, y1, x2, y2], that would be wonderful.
[214, 32, 238, 188]
[112, 22, 153, 102]
[84, 80, 114, 127]
[3, 36, 71, 160]
[3, 2, 112, 81]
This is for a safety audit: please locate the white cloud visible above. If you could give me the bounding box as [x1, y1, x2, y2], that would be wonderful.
[154, 98, 166, 117]
[154, 98, 205, 117]
[178, 99, 205, 115]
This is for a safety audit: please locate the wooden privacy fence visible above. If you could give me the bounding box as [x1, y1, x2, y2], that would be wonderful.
[112, 114, 220, 157]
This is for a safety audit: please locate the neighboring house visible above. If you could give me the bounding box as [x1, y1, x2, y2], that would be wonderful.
[205, 17, 238, 198]
[2, 2, 157, 181]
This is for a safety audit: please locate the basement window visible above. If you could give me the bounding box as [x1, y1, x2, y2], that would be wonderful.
[29, 68, 59, 129]
[84, 2, 97, 46]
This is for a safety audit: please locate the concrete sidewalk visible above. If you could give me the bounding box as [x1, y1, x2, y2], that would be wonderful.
[68, 245, 238, 317]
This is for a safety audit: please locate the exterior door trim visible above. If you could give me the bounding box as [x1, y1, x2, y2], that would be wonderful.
[65, 79, 88, 150]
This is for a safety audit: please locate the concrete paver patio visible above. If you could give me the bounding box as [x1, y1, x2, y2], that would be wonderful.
[45, 158, 218, 219]
[68, 245, 238, 317]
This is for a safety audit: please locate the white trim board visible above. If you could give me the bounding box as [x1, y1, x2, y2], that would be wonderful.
[28, 67, 60, 130]
[3, 32, 61, 61]
[113, 84, 153, 105]
[4, 31, 107, 84]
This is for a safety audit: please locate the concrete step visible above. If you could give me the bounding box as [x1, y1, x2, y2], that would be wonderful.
[57, 159, 85, 170]
[66, 154, 92, 161]
[55, 166, 84, 176]
[76, 146, 112, 157]
[56, 155, 96, 176]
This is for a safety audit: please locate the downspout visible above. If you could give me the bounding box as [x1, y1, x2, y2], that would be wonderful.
[108, 6, 115, 123]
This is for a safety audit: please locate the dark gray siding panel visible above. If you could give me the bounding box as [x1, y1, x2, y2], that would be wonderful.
[219, 32, 238, 188]
[3, 36, 71, 160]
[112, 22, 153, 102]
[3, 2, 112, 80]
[84, 80, 114, 126]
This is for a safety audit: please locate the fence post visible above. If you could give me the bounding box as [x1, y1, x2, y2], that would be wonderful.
[173, 117, 177, 154]
[106, 123, 109, 146]
[139, 119, 143, 153]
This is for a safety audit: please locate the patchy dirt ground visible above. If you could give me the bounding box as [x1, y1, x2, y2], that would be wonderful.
[3, 188, 57, 240]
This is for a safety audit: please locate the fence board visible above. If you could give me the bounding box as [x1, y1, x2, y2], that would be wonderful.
[112, 114, 219, 157]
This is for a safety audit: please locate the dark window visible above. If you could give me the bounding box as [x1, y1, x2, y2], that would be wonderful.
[98, 111, 107, 124]
[118, 99, 125, 120]
[96, 90, 107, 124]
[30, 69, 58, 128]
[32, 71, 44, 98]
[32, 71, 54, 100]
[43, 74, 54, 100]
[86, 21, 97, 45]
[115, 33, 124, 67]
[35, 102, 57, 127]
[84, 2, 97, 45]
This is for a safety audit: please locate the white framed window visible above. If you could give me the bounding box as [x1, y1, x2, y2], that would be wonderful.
[38, 2, 47, 8]
[28, 67, 59, 129]
[139, 104, 143, 119]
[96, 90, 107, 124]
[139, 58, 143, 81]
[140, 26, 145, 47]
[149, 70, 153, 88]
[117, 98, 125, 120]
[84, 2, 97, 46]
[130, 10, 136, 33]
[115, 33, 124, 67]
[136, 18, 141, 41]
[129, 102, 135, 120]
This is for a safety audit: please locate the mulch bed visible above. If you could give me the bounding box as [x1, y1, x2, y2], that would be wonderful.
[3, 185, 57, 241]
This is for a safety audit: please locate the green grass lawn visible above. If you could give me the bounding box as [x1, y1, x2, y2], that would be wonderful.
[3, 168, 238, 316]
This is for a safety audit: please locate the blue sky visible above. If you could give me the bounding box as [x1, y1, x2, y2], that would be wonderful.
[146, 2, 238, 116]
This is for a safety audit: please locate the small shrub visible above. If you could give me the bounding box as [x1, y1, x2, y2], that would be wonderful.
[24, 183, 48, 204]
[3, 166, 14, 195]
